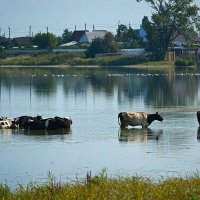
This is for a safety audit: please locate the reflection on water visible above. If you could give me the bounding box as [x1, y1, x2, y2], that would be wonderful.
[22, 129, 72, 136]
[118, 128, 163, 143]
[0, 128, 72, 141]
[1, 67, 200, 112]
[1, 66, 200, 188]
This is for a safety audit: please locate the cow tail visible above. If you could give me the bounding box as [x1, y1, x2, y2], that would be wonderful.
[118, 112, 123, 126]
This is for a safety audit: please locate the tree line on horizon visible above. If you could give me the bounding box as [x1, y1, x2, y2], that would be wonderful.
[0, 0, 200, 61]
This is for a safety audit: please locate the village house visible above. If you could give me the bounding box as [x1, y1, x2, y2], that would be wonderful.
[171, 33, 200, 58]
[12, 37, 32, 48]
[71, 30, 107, 45]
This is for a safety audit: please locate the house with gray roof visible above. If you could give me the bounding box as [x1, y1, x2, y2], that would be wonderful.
[71, 30, 88, 43]
[79, 30, 107, 44]
[71, 30, 107, 44]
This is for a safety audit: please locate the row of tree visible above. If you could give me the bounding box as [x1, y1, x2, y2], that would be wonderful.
[0, 29, 73, 50]
[0, 0, 200, 61]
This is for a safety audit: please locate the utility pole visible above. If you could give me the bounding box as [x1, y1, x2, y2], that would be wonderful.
[85, 23, 86, 31]
[8, 26, 10, 39]
[46, 26, 48, 33]
[0, 28, 1, 36]
[29, 25, 31, 37]
[118, 20, 120, 27]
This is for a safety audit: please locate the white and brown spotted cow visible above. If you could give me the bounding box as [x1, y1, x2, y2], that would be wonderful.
[0, 118, 17, 129]
[118, 111, 163, 128]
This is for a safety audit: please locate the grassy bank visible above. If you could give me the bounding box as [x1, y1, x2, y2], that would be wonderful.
[0, 52, 197, 68]
[0, 53, 158, 67]
[1, 172, 200, 200]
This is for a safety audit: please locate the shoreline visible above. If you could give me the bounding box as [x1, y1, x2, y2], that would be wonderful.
[0, 62, 175, 69]
[0, 62, 197, 72]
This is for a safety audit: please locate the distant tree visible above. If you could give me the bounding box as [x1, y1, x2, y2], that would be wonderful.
[116, 24, 128, 42]
[184, 27, 198, 48]
[0, 36, 12, 49]
[86, 32, 117, 58]
[116, 24, 141, 47]
[126, 26, 141, 47]
[141, 16, 162, 59]
[33, 33, 57, 49]
[62, 29, 73, 44]
[85, 38, 104, 58]
[137, 0, 200, 60]
[104, 32, 115, 43]
[56, 36, 63, 46]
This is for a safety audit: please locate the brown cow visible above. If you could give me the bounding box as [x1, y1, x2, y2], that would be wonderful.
[118, 111, 163, 128]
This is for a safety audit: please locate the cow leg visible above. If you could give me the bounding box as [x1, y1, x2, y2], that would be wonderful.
[121, 122, 128, 129]
[142, 124, 148, 129]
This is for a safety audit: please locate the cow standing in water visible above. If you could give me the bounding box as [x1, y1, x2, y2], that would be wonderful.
[197, 111, 200, 126]
[45, 116, 72, 130]
[0, 118, 17, 129]
[118, 111, 163, 129]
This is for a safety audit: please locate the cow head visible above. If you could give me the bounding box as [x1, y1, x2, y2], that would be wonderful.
[147, 112, 163, 125]
[155, 112, 163, 121]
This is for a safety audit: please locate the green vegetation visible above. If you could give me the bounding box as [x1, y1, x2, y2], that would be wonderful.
[61, 29, 73, 44]
[0, 53, 84, 66]
[1, 52, 198, 67]
[175, 57, 196, 66]
[116, 24, 141, 48]
[138, 0, 200, 60]
[85, 32, 117, 58]
[33, 33, 58, 49]
[1, 172, 200, 200]
[0, 36, 12, 49]
[0, 1, 199, 65]
[0, 53, 151, 66]
[0, 1, 199, 63]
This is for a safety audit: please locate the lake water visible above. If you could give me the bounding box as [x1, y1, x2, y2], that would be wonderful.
[1, 66, 200, 188]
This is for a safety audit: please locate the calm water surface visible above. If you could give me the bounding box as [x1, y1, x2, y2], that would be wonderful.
[0, 66, 200, 188]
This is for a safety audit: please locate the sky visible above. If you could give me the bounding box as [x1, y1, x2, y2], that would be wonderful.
[1, 0, 200, 38]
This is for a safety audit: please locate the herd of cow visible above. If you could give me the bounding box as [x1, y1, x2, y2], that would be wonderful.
[1, 111, 200, 131]
[0, 115, 72, 131]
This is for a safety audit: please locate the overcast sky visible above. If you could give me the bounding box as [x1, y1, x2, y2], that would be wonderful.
[1, 0, 200, 38]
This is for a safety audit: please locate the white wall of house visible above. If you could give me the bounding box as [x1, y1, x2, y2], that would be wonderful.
[79, 34, 89, 44]
[121, 48, 145, 56]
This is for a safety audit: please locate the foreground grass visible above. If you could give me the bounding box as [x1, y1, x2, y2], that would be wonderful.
[1, 173, 200, 200]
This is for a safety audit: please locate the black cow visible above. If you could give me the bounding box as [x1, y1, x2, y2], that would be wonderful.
[15, 115, 43, 129]
[45, 116, 72, 130]
[26, 119, 46, 130]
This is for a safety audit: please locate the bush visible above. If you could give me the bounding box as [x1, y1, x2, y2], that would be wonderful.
[175, 58, 195, 66]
